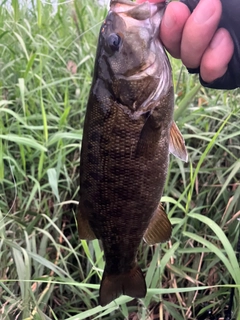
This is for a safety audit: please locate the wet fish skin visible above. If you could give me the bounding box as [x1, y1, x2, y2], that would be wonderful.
[78, 0, 186, 306]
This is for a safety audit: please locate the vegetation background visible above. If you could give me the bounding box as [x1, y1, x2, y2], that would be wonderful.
[0, 0, 240, 319]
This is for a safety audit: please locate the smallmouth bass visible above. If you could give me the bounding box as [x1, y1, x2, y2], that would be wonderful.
[78, 0, 187, 306]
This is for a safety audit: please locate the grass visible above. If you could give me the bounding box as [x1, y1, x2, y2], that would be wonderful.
[0, 0, 240, 319]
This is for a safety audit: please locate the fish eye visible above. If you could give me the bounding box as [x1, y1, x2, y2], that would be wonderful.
[107, 33, 122, 51]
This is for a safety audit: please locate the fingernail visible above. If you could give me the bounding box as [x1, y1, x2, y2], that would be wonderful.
[194, 0, 215, 23]
[163, 12, 175, 28]
[210, 29, 224, 49]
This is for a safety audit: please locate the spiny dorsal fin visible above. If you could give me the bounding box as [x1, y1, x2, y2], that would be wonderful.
[169, 121, 188, 162]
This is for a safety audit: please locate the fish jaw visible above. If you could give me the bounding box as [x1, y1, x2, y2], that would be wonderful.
[96, 0, 171, 110]
[110, 0, 165, 21]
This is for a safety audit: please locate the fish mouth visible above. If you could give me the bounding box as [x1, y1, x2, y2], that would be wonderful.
[109, 0, 166, 80]
[123, 42, 160, 80]
[122, 56, 156, 78]
[110, 0, 165, 21]
[125, 61, 156, 79]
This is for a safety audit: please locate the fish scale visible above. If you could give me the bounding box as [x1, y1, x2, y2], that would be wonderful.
[78, 0, 188, 306]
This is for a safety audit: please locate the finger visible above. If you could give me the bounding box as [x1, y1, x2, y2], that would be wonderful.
[200, 28, 234, 83]
[181, 0, 222, 69]
[136, 0, 165, 3]
[160, 2, 190, 58]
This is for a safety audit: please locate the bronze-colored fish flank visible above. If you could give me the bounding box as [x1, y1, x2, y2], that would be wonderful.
[78, 0, 188, 307]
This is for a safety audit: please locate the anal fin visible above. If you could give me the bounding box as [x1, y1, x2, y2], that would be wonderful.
[77, 209, 96, 240]
[169, 121, 188, 162]
[143, 204, 172, 245]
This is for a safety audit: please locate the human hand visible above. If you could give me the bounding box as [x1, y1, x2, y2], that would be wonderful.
[137, 0, 239, 89]
[160, 0, 234, 84]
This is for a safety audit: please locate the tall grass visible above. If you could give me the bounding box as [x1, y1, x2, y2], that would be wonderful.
[0, 1, 239, 319]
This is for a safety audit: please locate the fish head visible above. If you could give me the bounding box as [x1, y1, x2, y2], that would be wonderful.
[96, 0, 171, 110]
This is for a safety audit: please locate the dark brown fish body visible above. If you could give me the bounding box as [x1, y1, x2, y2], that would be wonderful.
[78, 0, 187, 306]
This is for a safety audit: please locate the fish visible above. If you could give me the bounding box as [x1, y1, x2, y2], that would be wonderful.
[78, 0, 188, 306]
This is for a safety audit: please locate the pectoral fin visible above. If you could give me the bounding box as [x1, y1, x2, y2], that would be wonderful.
[169, 121, 188, 162]
[143, 204, 172, 245]
[77, 209, 96, 240]
[135, 111, 159, 159]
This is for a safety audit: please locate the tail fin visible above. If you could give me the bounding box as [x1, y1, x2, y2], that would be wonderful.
[99, 266, 146, 306]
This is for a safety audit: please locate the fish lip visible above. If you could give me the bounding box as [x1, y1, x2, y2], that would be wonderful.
[120, 55, 156, 78]
[123, 54, 157, 79]
[132, 61, 155, 77]
[107, 1, 165, 79]
[138, 57, 156, 74]
[123, 61, 155, 81]
[110, 0, 166, 19]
